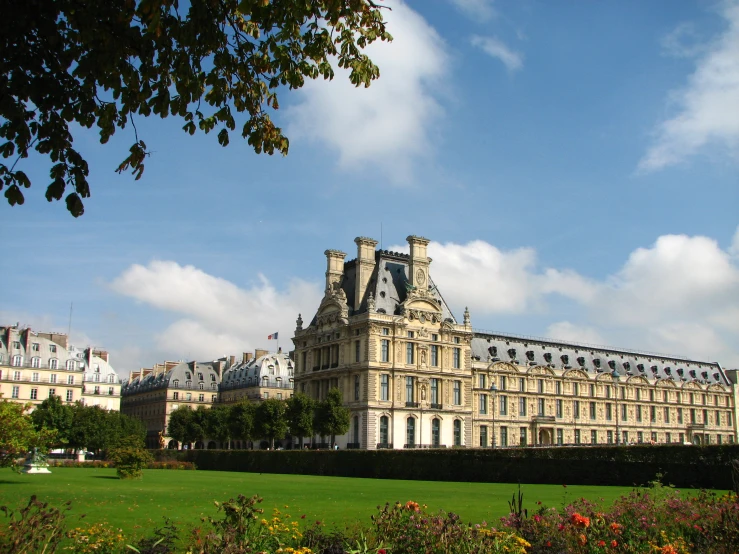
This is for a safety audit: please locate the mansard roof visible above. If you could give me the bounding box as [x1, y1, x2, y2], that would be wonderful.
[471, 333, 729, 386]
[122, 360, 221, 394]
[221, 351, 293, 390]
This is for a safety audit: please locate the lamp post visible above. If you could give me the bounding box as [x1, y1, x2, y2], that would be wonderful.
[491, 383, 498, 448]
[611, 370, 620, 445]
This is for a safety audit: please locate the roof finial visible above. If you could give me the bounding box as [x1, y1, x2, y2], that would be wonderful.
[296, 313, 303, 331]
[463, 306, 471, 326]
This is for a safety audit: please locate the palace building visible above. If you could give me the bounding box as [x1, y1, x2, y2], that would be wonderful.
[292, 235, 739, 449]
[0, 325, 121, 410]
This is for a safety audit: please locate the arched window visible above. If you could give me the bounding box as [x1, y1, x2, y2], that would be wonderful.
[406, 417, 415, 448]
[453, 420, 462, 447]
[432, 418, 441, 447]
[66, 360, 75, 370]
[31, 357, 40, 368]
[379, 416, 389, 446]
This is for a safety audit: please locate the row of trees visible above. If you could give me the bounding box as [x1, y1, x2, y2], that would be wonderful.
[30, 395, 146, 455]
[167, 389, 350, 449]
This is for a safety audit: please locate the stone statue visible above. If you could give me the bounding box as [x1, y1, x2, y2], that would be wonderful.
[158, 431, 166, 449]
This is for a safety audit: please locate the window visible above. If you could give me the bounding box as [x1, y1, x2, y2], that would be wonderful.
[537, 398, 545, 416]
[622, 430, 629, 444]
[430, 378, 439, 405]
[431, 418, 440, 447]
[94, 386, 100, 395]
[557, 428, 563, 445]
[94, 373, 100, 382]
[637, 405, 643, 422]
[199, 382, 204, 390]
[590, 384, 595, 397]
[198, 393, 204, 402]
[32, 372, 39, 382]
[519, 397, 527, 417]
[186, 372, 191, 380]
[606, 385, 611, 399]
[48, 388, 56, 398]
[211, 383, 217, 390]
[454, 420, 462, 446]
[454, 336, 460, 344]
[500, 426, 508, 447]
[381, 340, 389, 363]
[520, 427, 528, 446]
[66, 390, 73, 402]
[31, 342, 39, 352]
[664, 390, 668, 402]
[66, 360, 74, 370]
[13, 371, 21, 381]
[500, 395, 508, 416]
[432, 333, 438, 341]
[574, 429, 581, 444]
[67, 375, 74, 385]
[406, 417, 415, 447]
[556, 399, 563, 418]
[12, 341, 20, 349]
[12, 355, 22, 367]
[703, 409, 708, 425]
[589, 402, 596, 420]
[480, 425, 488, 447]
[186, 380, 192, 389]
[186, 393, 192, 401]
[606, 403, 612, 421]
[650, 406, 656, 423]
[382, 327, 390, 336]
[354, 375, 360, 401]
[212, 394, 217, 402]
[380, 416, 389, 445]
[406, 377, 414, 402]
[172, 379, 179, 388]
[380, 374, 389, 401]
[453, 381, 461, 405]
[690, 408, 697, 424]
[355, 340, 361, 362]
[452, 348, 461, 369]
[406, 342, 414, 365]
[48, 373, 57, 384]
[519, 378, 526, 392]
[666, 432, 672, 443]
[479, 394, 488, 414]
[664, 407, 670, 423]
[574, 400, 580, 419]
[31, 357, 40, 368]
[591, 430, 597, 444]
[573, 382, 579, 396]
[173, 392, 179, 400]
[30, 388, 38, 400]
[407, 331, 414, 338]
[430, 344, 439, 367]
[678, 407, 683, 424]
[11, 386, 19, 399]
[108, 374, 115, 383]
[715, 411, 721, 426]
[637, 431, 644, 443]
[538, 380, 545, 394]
[49, 344, 57, 353]
[607, 430, 613, 444]
[479, 374, 486, 389]
[556, 381, 561, 395]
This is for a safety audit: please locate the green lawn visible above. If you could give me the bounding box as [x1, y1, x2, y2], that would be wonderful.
[0, 468, 638, 539]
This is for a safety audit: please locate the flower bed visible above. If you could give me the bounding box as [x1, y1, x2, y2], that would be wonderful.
[46, 460, 196, 470]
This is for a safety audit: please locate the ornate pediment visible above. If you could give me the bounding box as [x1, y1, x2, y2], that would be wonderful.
[625, 375, 649, 385]
[562, 368, 589, 380]
[527, 365, 556, 376]
[488, 361, 519, 373]
[399, 286, 442, 322]
[315, 282, 349, 327]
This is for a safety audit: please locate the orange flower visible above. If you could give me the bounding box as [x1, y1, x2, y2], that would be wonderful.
[404, 501, 420, 512]
[609, 522, 622, 534]
[598, 540, 606, 547]
[571, 513, 591, 528]
[660, 546, 678, 554]
[578, 533, 587, 546]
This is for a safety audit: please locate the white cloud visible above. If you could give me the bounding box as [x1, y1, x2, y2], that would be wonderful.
[661, 22, 707, 58]
[470, 35, 524, 71]
[730, 225, 739, 258]
[285, 0, 448, 183]
[110, 261, 322, 362]
[639, 1, 739, 171]
[546, 322, 606, 347]
[447, 0, 496, 21]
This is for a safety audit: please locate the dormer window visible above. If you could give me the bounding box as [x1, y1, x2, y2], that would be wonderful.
[94, 365, 100, 372]
[49, 344, 57, 353]
[665, 367, 672, 375]
[66, 360, 75, 370]
[701, 371, 708, 380]
[623, 362, 630, 371]
[593, 358, 601, 368]
[544, 353, 553, 363]
[560, 355, 569, 365]
[186, 380, 192, 388]
[186, 372, 191, 380]
[32, 343, 40, 352]
[507, 348, 516, 359]
[526, 351, 535, 361]
[608, 360, 616, 370]
[12, 341, 20, 349]
[577, 357, 586, 367]
[637, 364, 644, 372]
[172, 379, 179, 387]
[651, 365, 658, 374]
[211, 374, 216, 382]
[198, 372, 204, 381]
[488, 346, 498, 357]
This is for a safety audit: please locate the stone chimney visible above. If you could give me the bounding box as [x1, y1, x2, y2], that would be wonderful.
[92, 349, 109, 363]
[255, 348, 269, 359]
[229, 355, 236, 368]
[324, 249, 347, 294]
[407, 235, 431, 290]
[354, 236, 378, 311]
[242, 352, 254, 363]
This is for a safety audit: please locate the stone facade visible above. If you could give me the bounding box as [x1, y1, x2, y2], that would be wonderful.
[0, 325, 121, 410]
[293, 236, 739, 449]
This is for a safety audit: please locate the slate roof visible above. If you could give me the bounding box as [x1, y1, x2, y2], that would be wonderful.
[471, 333, 729, 386]
[221, 351, 294, 390]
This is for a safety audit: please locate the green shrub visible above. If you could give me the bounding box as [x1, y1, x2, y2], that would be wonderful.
[107, 445, 153, 480]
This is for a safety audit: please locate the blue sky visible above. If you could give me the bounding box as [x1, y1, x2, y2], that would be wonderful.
[2, 0, 738, 375]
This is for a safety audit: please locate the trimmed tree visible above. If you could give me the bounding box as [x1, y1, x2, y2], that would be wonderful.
[229, 400, 255, 449]
[31, 395, 74, 448]
[167, 405, 193, 449]
[286, 393, 314, 448]
[205, 404, 232, 449]
[254, 398, 288, 450]
[315, 388, 350, 448]
[0, 399, 55, 470]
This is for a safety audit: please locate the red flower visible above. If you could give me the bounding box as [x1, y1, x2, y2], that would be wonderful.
[571, 513, 591, 528]
[611, 540, 618, 547]
[546, 541, 552, 547]
[598, 540, 606, 547]
[378, 550, 387, 554]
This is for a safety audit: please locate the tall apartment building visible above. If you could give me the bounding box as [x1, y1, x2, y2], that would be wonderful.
[0, 325, 121, 410]
[292, 235, 739, 449]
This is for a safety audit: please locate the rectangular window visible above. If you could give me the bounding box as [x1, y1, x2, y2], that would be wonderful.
[589, 402, 596, 420]
[30, 388, 38, 400]
[500, 426, 508, 447]
[430, 345, 438, 366]
[556, 381, 561, 395]
[406, 376, 414, 402]
[480, 425, 488, 447]
[173, 392, 179, 400]
[638, 431, 644, 443]
[520, 427, 527, 446]
[11, 386, 19, 399]
[574, 429, 580, 444]
[623, 430, 629, 444]
[50, 374, 57, 384]
[666, 432, 672, 443]
[621, 403, 628, 422]
[381, 340, 389, 363]
[606, 403, 612, 421]
[637, 388, 641, 401]
[186, 393, 192, 401]
[500, 395, 508, 416]
[519, 378, 526, 392]
[637, 405, 643, 422]
[48, 388, 55, 398]
[556, 399, 563, 418]
[453, 380, 461, 405]
[13, 371, 21, 381]
[32, 343, 40, 351]
[607, 430, 613, 444]
[606, 385, 611, 399]
[519, 396, 527, 417]
[590, 384, 595, 397]
[651, 432, 658, 443]
[556, 428, 563, 445]
[649, 389, 655, 402]
[430, 378, 439, 405]
[664, 407, 670, 423]
[591, 430, 597, 444]
[198, 393, 204, 402]
[66, 390, 73, 402]
[453, 348, 461, 369]
[479, 393, 487, 415]
[537, 398, 545, 416]
[664, 390, 668, 402]
[650, 406, 656, 423]
[355, 340, 361, 362]
[715, 410, 721, 426]
[678, 407, 683, 424]
[32, 372, 39, 382]
[538, 380, 545, 394]
[573, 382, 579, 396]
[406, 342, 414, 365]
[703, 409, 708, 425]
[354, 375, 360, 401]
[500, 375, 506, 390]
[691, 408, 696, 424]
[574, 400, 580, 419]
[382, 327, 390, 336]
[380, 374, 389, 401]
[31, 358, 40, 368]
[717, 434, 722, 444]
[479, 374, 486, 389]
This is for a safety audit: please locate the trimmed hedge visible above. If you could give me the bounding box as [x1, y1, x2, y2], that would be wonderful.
[149, 444, 739, 489]
[47, 459, 196, 470]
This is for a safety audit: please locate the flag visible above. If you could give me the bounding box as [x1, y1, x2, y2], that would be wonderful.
[268, 332, 279, 340]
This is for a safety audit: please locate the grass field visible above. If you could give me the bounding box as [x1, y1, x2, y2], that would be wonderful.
[0, 468, 640, 539]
